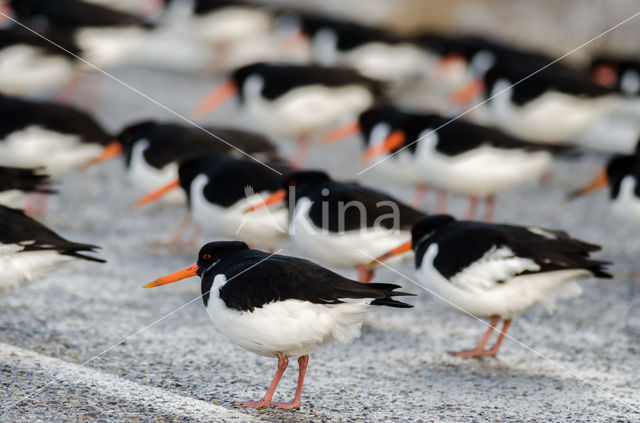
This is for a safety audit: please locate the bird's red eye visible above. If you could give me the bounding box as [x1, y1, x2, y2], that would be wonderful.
[202, 253, 211, 260]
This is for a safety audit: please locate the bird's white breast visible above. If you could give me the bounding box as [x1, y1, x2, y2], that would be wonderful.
[245, 84, 374, 139]
[127, 140, 185, 205]
[611, 176, 640, 224]
[205, 274, 371, 357]
[0, 126, 102, 176]
[412, 129, 553, 196]
[0, 45, 74, 95]
[289, 197, 412, 267]
[488, 79, 619, 143]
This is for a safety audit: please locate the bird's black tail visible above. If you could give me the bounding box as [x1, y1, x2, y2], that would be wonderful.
[368, 283, 414, 308]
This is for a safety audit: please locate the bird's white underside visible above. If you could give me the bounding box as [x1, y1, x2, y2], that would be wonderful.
[0, 244, 73, 291]
[206, 274, 373, 357]
[488, 79, 619, 143]
[0, 126, 103, 176]
[0, 189, 27, 208]
[243, 79, 375, 139]
[611, 176, 640, 224]
[0, 45, 74, 95]
[417, 243, 587, 319]
[410, 129, 553, 196]
[289, 197, 413, 268]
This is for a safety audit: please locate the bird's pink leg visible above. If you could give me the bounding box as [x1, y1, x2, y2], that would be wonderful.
[483, 195, 496, 222]
[483, 318, 512, 356]
[168, 212, 192, 245]
[356, 265, 374, 283]
[57, 73, 81, 104]
[463, 196, 479, 220]
[236, 353, 288, 408]
[435, 190, 448, 213]
[411, 185, 429, 208]
[272, 355, 309, 410]
[290, 135, 311, 169]
[448, 315, 500, 358]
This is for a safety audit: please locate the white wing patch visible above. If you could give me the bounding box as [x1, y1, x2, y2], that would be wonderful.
[450, 246, 540, 292]
[527, 227, 558, 239]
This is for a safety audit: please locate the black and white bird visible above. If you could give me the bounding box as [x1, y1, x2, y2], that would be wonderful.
[452, 61, 628, 149]
[326, 105, 558, 221]
[0, 95, 114, 175]
[289, 13, 435, 85]
[0, 165, 53, 208]
[0, 27, 79, 95]
[568, 142, 640, 223]
[247, 170, 426, 282]
[8, 0, 154, 69]
[136, 154, 291, 250]
[194, 62, 385, 167]
[144, 241, 413, 409]
[372, 214, 611, 357]
[0, 204, 105, 290]
[93, 120, 278, 205]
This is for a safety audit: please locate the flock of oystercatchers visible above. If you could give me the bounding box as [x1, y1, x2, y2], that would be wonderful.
[0, 0, 637, 411]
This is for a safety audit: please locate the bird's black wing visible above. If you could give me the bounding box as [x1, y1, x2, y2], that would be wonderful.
[421, 221, 611, 288]
[0, 206, 105, 262]
[0, 166, 54, 194]
[212, 251, 413, 312]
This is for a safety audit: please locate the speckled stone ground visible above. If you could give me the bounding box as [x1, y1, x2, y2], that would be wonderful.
[0, 61, 639, 423]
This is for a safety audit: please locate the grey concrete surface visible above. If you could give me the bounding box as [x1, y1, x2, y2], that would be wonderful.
[0, 66, 639, 423]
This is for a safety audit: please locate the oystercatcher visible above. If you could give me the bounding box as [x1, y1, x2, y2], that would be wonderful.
[289, 13, 435, 85]
[246, 170, 426, 282]
[0, 165, 53, 209]
[0, 204, 105, 291]
[0, 95, 113, 175]
[144, 241, 413, 409]
[451, 61, 623, 146]
[194, 62, 385, 167]
[93, 120, 279, 205]
[8, 0, 154, 67]
[568, 142, 640, 223]
[136, 154, 290, 250]
[371, 214, 611, 357]
[0, 27, 79, 95]
[326, 104, 558, 221]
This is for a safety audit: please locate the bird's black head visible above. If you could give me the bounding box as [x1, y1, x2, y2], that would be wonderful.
[283, 170, 330, 190]
[116, 120, 158, 161]
[606, 152, 640, 198]
[411, 215, 456, 249]
[358, 104, 411, 147]
[281, 170, 331, 208]
[196, 241, 249, 276]
[231, 62, 268, 94]
[177, 154, 222, 194]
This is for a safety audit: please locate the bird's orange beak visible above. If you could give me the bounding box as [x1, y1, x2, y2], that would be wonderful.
[90, 141, 123, 165]
[360, 130, 406, 163]
[366, 240, 412, 268]
[144, 263, 199, 288]
[244, 189, 286, 213]
[135, 179, 180, 207]
[567, 169, 608, 200]
[322, 121, 361, 144]
[194, 79, 237, 118]
[592, 64, 618, 87]
[449, 78, 485, 105]
[434, 53, 466, 79]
